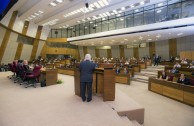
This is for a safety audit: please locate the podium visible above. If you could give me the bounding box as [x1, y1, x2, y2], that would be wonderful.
[40, 68, 58, 86]
[74, 63, 115, 101]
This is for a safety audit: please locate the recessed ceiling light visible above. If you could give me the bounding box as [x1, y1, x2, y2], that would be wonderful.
[102, 0, 109, 5]
[158, 3, 164, 7]
[56, 0, 63, 3]
[140, 1, 145, 5]
[49, 2, 57, 7]
[130, 4, 134, 8]
[98, 1, 105, 7]
[121, 7, 125, 10]
[94, 2, 101, 8]
[177, 33, 183, 36]
[156, 35, 161, 38]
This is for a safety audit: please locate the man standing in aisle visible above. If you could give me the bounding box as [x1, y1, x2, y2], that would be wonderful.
[79, 54, 96, 102]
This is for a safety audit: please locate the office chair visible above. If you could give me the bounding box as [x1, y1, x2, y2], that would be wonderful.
[25, 65, 42, 88]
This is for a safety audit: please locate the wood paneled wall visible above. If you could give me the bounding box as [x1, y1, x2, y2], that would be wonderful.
[133, 47, 139, 59]
[169, 39, 177, 57]
[41, 44, 80, 60]
[30, 26, 43, 61]
[149, 42, 156, 58]
[83, 46, 88, 56]
[14, 21, 29, 60]
[107, 49, 112, 58]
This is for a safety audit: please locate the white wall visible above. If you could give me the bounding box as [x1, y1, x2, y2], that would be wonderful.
[0, 26, 6, 46]
[155, 40, 169, 60]
[20, 44, 33, 61]
[26, 22, 38, 38]
[13, 15, 24, 33]
[111, 45, 120, 58]
[124, 47, 133, 58]
[40, 26, 51, 40]
[36, 41, 45, 59]
[177, 35, 194, 55]
[87, 46, 96, 58]
[2, 32, 18, 63]
[0, 11, 12, 27]
[99, 49, 107, 58]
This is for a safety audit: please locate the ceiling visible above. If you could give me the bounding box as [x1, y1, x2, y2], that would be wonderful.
[9, 0, 194, 46]
[12, 0, 165, 28]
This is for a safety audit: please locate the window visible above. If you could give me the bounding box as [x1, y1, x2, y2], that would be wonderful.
[155, 6, 167, 22]
[134, 12, 143, 26]
[96, 21, 102, 33]
[109, 18, 116, 30]
[125, 14, 134, 27]
[144, 9, 155, 24]
[102, 20, 109, 32]
[182, 0, 194, 18]
[167, 3, 181, 20]
[116, 16, 125, 29]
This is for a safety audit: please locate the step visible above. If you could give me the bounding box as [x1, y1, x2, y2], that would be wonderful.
[131, 79, 148, 84]
[120, 116, 135, 126]
[131, 120, 143, 126]
[135, 72, 157, 77]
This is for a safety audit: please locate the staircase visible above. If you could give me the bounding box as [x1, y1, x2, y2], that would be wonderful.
[132, 65, 164, 83]
[120, 116, 143, 126]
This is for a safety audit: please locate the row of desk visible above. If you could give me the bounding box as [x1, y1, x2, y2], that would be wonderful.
[149, 78, 194, 106]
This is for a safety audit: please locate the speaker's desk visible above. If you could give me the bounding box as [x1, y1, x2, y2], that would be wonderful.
[40, 68, 58, 86]
[74, 64, 115, 101]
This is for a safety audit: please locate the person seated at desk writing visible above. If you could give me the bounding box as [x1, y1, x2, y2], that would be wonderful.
[174, 62, 181, 68]
[115, 66, 120, 74]
[177, 74, 190, 85]
[159, 71, 167, 79]
[171, 67, 179, 74]
[123, 67, 129, 74]
[187, 63, 194, 68]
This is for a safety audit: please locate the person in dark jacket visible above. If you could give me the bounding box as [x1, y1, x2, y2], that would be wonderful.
[177, 74, 190, 85]
[79, 54, 96, 102]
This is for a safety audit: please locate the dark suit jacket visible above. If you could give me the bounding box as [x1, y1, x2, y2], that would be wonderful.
[177, 77, 190, 85]
[79, 60, 96, 82]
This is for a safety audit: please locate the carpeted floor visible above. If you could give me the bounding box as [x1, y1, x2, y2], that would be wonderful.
[0, 72, 194, 126]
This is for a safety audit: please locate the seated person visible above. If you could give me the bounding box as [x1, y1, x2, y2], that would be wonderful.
[171, 67, 179, 74]
[177, 74, 190, 85]
[174, 62, 181, 68]
[115, 66, 120, 74]
[23, 60, 32, 73]
[123, 67, 128, 74]
[187, 63, 194, 68]
[181, 58, 188, 64]
[159, 71, 167, 79]
[125, 61, 129, 65]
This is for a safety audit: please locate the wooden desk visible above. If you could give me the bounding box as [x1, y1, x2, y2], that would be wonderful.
[149, 77, 194, 106]
[57, 68, 74, 76]
[115, 73, 130, 85]
[74, 64, 115, 101]
[40, 69, 58, 86]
